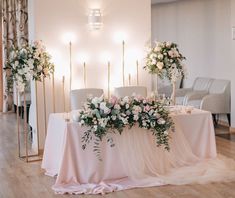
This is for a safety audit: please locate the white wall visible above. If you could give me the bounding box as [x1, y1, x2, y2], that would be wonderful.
[152, 0, 235, 128]
[28, 0, 151, 148]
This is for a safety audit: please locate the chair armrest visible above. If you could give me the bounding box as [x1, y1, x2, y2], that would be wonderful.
[175, 88, 192, 97]
[184, 90, 208, 104]
[200, 94, 230, 114]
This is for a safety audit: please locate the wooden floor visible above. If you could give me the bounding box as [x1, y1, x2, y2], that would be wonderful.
[1, 113, 235, 198]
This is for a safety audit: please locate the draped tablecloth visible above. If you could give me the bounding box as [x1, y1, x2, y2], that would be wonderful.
[41, 108, 235, 195]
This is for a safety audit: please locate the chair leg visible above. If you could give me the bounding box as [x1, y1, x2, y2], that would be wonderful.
[227, 114, 231, 126]
[212, 114, 218, 127]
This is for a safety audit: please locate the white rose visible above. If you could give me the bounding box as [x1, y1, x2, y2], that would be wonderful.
[93, 125, 98, 131]
[158, 54, 163, 60]
[37, 65, 43, 71]
[151, 59, 157, 65]
[157, 118, 166, 125]
[15, 61, 19, 66]
[125, 104, 130, 109]
[164, 131, 169, 135]
[114, 104, 121, 110]
[123, 96, 130, 103]
[154, 46, 161, 52]
[166, 42, 172, 47]
[157, 62, 164, 70]
[100, 102, 107, 110]
[43, 68, 49, 75]
[134, 115, 139, 121]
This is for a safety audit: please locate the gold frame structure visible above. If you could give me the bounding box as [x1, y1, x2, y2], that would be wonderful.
[17, 82, 42, 163]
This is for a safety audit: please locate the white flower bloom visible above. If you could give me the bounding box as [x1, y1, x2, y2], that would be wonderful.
[157, 62, 164, 70]
[157, 54, 163, 60]
[125, 104, 129, 109]
[164, 131, 168, 135]
[100, 102, 107, 110]
[158, 118, 166, 125]
[123, 96, 130, 103]
[142, 121, 147, 127]
[111, 115, 116, 120]
[134, 115, 139, 121]
[148, 109, 154, 116]
[91, 97, 100, 107]
[151, 59, 157, 65]
[93, 125, 98, 131]
[37, 65, 43, 71]
[166, 42, 172, 47]
[15, 61, 19, 66]
[154, 46, 161, 52]
[154, 112, 161, 118]
[114, 104, 121, 110]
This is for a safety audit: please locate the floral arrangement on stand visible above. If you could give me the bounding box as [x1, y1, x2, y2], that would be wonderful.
[74, 95, 174, 160]
[144, 41, 186, 104]
[5, 40, 54, 92]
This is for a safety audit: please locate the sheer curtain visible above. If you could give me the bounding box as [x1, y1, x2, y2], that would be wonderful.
[1, 0, 28, 112]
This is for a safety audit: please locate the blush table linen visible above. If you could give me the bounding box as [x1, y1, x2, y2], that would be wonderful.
[41, 108, 235, 195]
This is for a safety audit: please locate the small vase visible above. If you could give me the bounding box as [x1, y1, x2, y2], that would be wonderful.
[171, 81, 176, 106]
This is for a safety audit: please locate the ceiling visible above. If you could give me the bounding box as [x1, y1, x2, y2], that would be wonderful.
[151, 0, 178, 4]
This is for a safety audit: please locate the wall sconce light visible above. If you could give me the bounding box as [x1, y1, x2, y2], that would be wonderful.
[88, 9, 102, 30]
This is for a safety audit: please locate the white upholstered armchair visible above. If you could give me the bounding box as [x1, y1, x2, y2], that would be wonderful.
[175, 77, 213, 105]
[70, 88, 104, 110]
[113, 86, 147, 98]
[186, 79, 231, 125]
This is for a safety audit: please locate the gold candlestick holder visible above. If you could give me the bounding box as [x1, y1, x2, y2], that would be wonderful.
[83, 62, 87, 88]
[52, 72, 55, 113]
[108, 61, 111, 99]
[62, 76, 66, 112]
[128, 74, 131, 86]
[136, 60, 139, 86]
[122, 40, 125, 86]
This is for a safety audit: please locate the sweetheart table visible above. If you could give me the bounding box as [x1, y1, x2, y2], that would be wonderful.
[42, 107, 220, 194]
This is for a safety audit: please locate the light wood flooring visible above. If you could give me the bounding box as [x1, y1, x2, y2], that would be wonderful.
[0, 113, 235, 198]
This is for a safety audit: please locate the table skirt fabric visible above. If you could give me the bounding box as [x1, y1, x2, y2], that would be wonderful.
[42, 110, 235, 195]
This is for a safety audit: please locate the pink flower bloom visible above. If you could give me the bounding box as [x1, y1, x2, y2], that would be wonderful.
[110, 95, 117, 104]
[144, 105, 150, 112]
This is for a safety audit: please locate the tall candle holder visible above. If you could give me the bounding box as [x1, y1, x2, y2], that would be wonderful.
[122, 40, 125, 86]
[52, 71, 55, 113]
[136, 60, 139, 86]
[62, 76, 66, 112]
[128, 73, 131, 86]
[108, 61, 111, 99]
[69, 41, 72, 93]
[83, 62, 87, 88]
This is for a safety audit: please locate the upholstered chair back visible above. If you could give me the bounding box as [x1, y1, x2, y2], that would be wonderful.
[192, 77, 212, 91]
[70, 88, 104, 110]
[209, 79, 230, 94]
[113, 86, 147, 98]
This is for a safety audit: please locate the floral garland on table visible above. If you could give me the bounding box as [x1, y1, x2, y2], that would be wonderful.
[144, 41, 186, 82]
[74, 95, 174, 159]
[4, 41, 54, 92]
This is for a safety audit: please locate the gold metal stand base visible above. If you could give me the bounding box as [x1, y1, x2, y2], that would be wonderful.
[19, 154, 43, 163]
